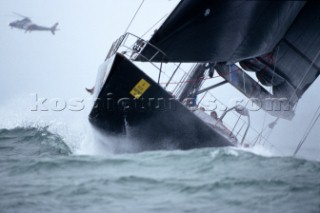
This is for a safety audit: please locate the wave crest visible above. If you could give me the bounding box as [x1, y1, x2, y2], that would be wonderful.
[0, 126, 71, 157]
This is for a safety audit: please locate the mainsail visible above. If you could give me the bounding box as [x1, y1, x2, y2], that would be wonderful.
[136, 0, 304, 63]
[134, 1, 319, 120]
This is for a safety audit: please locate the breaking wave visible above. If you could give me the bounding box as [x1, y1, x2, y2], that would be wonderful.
[0, 127, 71, 157]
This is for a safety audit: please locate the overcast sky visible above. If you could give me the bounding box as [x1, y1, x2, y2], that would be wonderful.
[0, 0, 319, 159]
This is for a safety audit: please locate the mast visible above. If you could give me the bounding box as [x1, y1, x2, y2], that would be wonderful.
[176, 63, 207, 104]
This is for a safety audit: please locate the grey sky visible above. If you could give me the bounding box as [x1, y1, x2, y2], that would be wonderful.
[0, 0, 319, 159]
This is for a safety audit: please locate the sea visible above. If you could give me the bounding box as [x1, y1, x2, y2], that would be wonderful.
[0, 125, 319, 213]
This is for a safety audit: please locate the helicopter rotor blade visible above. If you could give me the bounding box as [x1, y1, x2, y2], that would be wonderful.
[12, 12, 31, 19]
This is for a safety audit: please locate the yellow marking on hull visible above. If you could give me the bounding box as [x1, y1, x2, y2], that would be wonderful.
[130, 79, 150, 99]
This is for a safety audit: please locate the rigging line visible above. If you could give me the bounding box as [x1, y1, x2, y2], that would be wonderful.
[124, 0, 145, 34]
[202, 68, 261, 135]
[264, 117, 279, 142]
[301, 105, 320, 140]
[252, 132, 262, 146]
[294, 105, 320, 155]
[258, 111, 268, 145]
[160, 75, 220, 85]
[158, 60, 163, 84]
[173, 64, 197, 94]
[165, 63, 181, 89]
[242, 66, 246, 93]
[270, 46, 280, 88]
[166, 62, 242, 85]
[255, 116, 279, 146]
[252, 122, 265, 146]
[272, 49, 320, 151]
[289, 48, 320, 104]
[160, 63, 235, 85]
[141, 13, 168, 38]
[263, 129, 272, 146]
[197, 91, 208, 107]
[167, 64, 244, 85]
[232, 70, 268, 145]
[230, 99, 250, 136]
[235, 123, 246, 137]
[293, 105, 320, 155]
[208, 88, 273, 145]
[251, 69, 278, 147]
[256, 111, 269, 145]
[172, 72, 187, 95]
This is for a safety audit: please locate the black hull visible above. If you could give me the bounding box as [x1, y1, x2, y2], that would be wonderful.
[89, 53, 234, 153]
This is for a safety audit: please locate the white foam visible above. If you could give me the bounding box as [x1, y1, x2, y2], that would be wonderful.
[0, 95, 104, 155]
[224, 148, 239, 156]
[232, 144, 282, 158]
[210, 149, 220, 159]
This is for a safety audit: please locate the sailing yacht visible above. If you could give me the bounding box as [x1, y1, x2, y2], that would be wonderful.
[89, 1, 320, 153]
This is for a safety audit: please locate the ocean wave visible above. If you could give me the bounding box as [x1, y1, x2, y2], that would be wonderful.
[0, 127, 71, 158]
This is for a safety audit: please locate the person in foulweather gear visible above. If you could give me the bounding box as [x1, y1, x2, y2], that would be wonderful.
[199, 107, 205, 111]
[210, 111, 218, 119]
[205, 63, 215, 78]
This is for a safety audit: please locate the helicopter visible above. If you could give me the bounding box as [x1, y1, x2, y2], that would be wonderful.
[9, 13, 59, 35]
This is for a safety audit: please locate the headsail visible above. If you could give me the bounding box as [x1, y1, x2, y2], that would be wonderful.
[135, 0, 305, 63]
